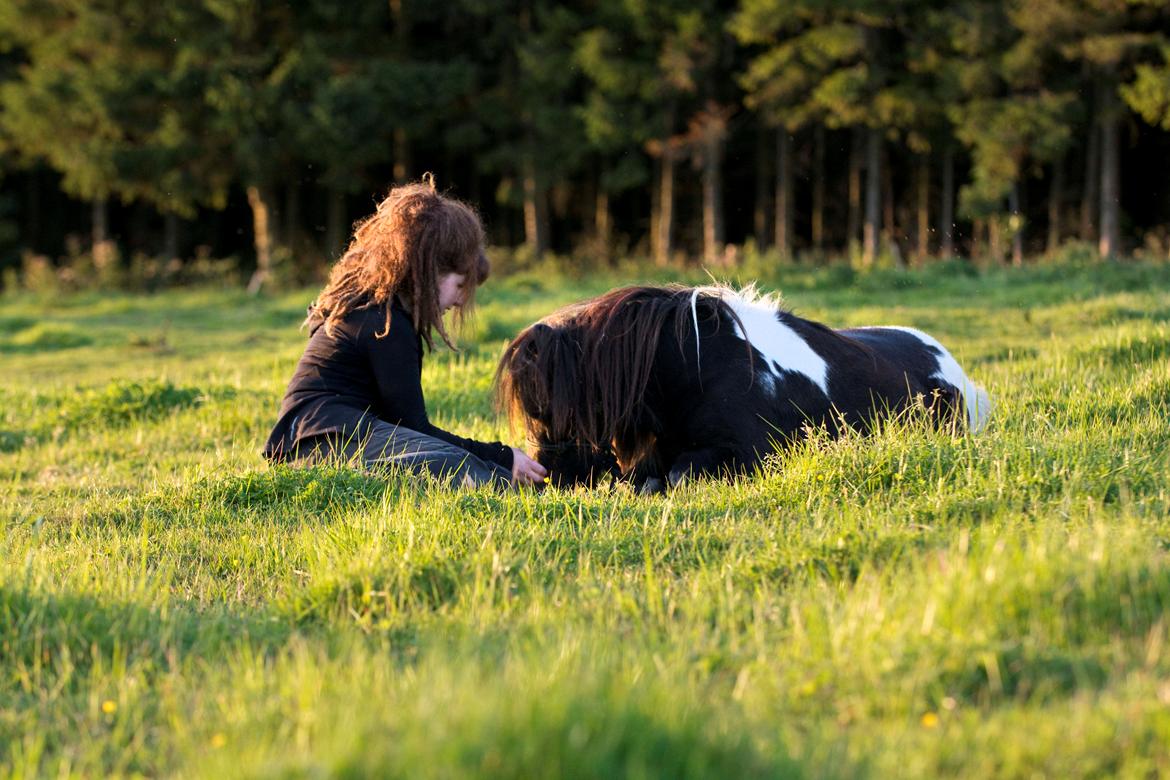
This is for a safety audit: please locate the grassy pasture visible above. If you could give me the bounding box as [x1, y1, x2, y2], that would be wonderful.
[1, 259, 1169, 778]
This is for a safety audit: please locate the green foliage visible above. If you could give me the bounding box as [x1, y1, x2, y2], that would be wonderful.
[0, 0, 1169, 268]
[0, 2, 232, 214]
[1123, 45, 1170, 129]
[953, 93, 1078, 217]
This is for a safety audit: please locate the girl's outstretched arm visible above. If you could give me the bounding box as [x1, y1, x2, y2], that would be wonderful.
[362, 306, 515, 471]
[510, 449, 548, 485]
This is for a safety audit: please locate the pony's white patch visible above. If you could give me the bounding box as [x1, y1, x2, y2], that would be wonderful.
[882, 326, 993, 432]
[690, 285, 829, 396]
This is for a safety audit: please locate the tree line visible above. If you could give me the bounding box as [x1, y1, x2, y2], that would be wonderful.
[2, 0, 1169, 289]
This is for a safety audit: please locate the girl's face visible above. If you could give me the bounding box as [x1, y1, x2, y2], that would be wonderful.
[438, 273, 469, 312]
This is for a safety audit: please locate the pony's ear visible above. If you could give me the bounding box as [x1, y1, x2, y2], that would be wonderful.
[523, 323, 553, 356]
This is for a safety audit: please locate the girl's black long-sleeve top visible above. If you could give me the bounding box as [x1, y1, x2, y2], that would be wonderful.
[263, 299, 513, 471]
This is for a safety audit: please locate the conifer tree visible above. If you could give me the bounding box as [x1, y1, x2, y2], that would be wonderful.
[574, 3, 662, 258]
[733, 0, 908, 265]
[0, 1, 229, 261]
[1011, 0, 1170, 258]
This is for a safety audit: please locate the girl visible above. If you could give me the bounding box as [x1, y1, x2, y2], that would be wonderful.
[263, 178, 547, 488]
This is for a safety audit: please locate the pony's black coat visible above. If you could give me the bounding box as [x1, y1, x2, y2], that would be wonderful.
[497, 286, 985, 490]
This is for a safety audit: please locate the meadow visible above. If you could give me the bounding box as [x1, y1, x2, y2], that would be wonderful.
[2, 256, 1169, 778]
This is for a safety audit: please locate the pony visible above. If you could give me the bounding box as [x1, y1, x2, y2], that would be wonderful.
[496, 284, 991, 491]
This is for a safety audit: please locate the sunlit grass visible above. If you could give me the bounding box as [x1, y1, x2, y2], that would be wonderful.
[2, 259, 1169, 777]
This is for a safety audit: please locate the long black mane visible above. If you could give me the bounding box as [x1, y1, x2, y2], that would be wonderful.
[495, 285, 741, 467]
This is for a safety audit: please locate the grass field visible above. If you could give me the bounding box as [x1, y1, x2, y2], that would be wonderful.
[2, 258, 1169, 778]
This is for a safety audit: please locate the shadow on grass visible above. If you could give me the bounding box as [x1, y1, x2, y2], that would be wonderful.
[0, 429, 32, 453]
[1089, 329, 1170, 367]
[0, 586, 293, 692]
[923, 560, 1170, 708]
[5, 381, 255, 453]
[0, 322, 95, 353]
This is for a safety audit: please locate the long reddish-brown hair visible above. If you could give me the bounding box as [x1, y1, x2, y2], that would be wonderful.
[309, 176, 488, 350]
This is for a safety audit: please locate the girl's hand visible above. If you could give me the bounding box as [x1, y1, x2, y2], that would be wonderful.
[511, 448, 548, 485]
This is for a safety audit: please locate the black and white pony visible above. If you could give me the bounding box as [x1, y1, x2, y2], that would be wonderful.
[496, 284, 991, 491]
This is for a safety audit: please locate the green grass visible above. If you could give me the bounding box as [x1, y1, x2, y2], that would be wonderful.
[2, 258, 1169, 778]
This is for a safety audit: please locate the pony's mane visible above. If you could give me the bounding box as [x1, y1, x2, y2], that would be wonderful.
[496, 284, 771, 467]
[683, 283, 786, 375]
[688, 282, 787, 311]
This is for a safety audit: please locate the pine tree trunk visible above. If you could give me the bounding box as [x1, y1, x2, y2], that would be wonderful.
[522, 148, 548, 259]
[916, 154, 930, 264]
[390, 0, 411, 184]
[655, 149, 675, 266]
[246, 182, 276, 294]
[326, 186, 347, 261]
[939, 146, 955, 258]
[988, 217, 1003, 265]
[163, 212, 179, 263]
[650, 158, 660, 261]
[468, 167, 481, 212]
[92, 196, 115, 270]
[1009, 182, 1024, 267]
[863, 127, 881, 267]
[1047, 157, 1065, 254]
[92, 197, 108, 249]
[442, 147, 455, 196]
[1098, 86, 1121, 259]
[882, 147, 901, 268]
[1080, 103, 1101, 242]
[26, 171, 42, 254]
[595, 183, 611, 261]
[775, 129, 793, 259]
[847, 128, 862, 253]
[394, 128, 411, 184]
[754, 122, 770, 248]
[812, 125, 826, 252]
[703, 129, 725, 265]
[284, 179, 301, 251]
[127, 204, 148, 259]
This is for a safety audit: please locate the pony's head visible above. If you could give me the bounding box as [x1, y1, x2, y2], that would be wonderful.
[496, 288, 682, 486]
[496, 321, 581, 440]
[495, 319, 614, 485]
[532, 440, 621, 488]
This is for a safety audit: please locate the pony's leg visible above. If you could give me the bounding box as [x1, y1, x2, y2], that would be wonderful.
[625, 460, 666, 495]
[666, 447, 744, 487]
[638, 477, 667, 495]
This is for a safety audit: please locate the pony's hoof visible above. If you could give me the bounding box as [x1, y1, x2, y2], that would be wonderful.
[638, 477, 665, 495]
[667, 468, 691, 488]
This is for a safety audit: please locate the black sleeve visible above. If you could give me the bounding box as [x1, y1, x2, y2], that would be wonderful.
[360, 308, 515, 471]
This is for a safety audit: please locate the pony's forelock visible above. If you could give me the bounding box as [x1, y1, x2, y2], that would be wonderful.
[498, 285, 745, 467]
[495, 322, 575, 443]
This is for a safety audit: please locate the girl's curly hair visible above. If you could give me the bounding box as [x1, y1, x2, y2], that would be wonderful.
[309, 175, 489, 350]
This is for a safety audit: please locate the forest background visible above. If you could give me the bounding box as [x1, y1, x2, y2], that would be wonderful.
[2, 0, 1170, 292]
